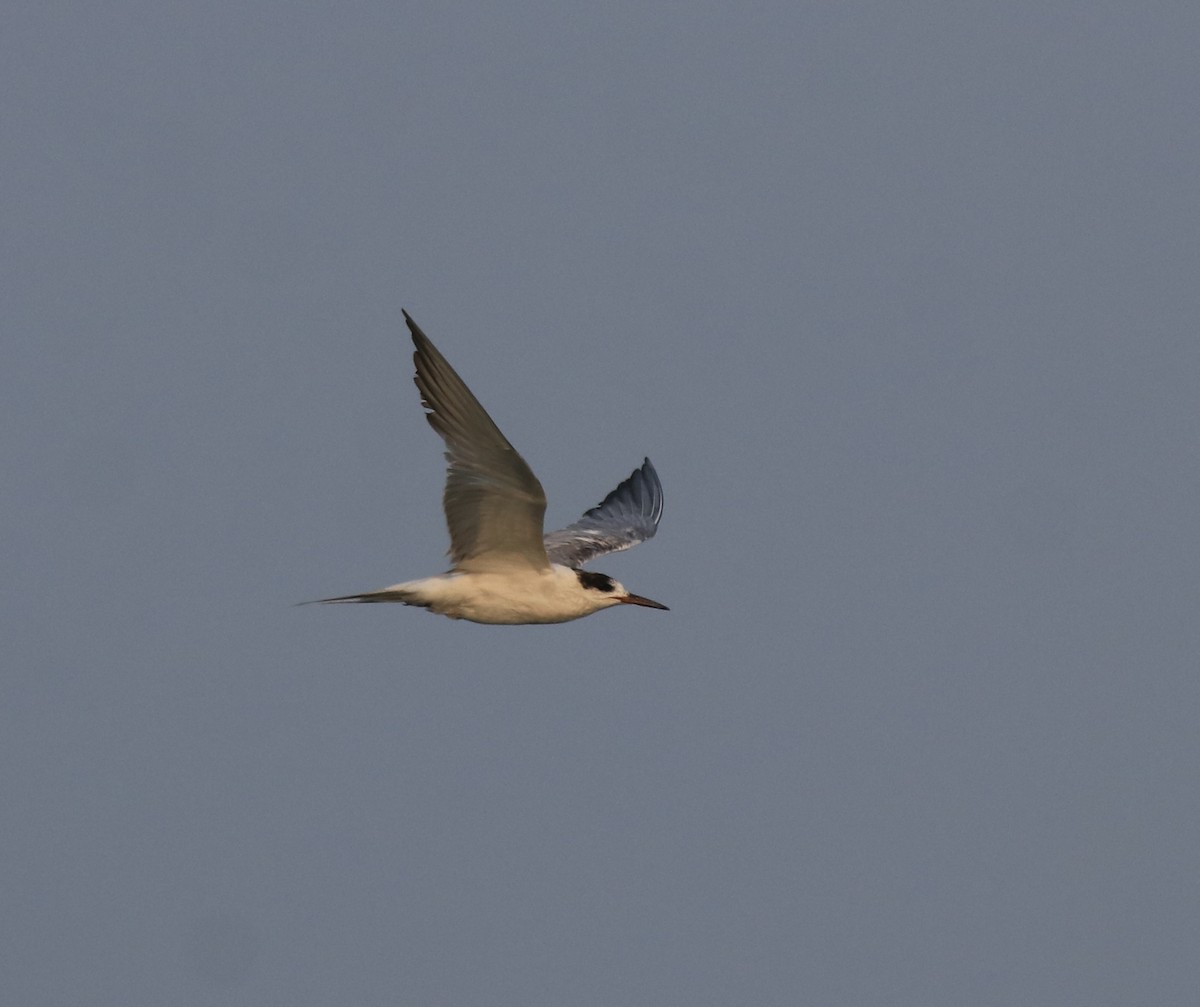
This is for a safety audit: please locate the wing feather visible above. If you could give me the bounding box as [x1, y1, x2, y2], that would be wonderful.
[405, 311, 549, 572]
[543, 458, 663, 568]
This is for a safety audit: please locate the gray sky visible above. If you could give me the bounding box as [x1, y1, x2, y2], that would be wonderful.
[5, 2, 1200, 1004]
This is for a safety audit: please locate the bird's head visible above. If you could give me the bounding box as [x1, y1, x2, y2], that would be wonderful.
[574, 569, 669, 613]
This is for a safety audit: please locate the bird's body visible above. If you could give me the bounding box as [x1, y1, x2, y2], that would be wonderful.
[320, 565, 645, 625]
[312, 311, 667, 625]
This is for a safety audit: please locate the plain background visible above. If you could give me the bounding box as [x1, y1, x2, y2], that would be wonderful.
[5, 3, 1199, 1004]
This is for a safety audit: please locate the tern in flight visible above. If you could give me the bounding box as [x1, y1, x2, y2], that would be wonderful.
[313, 311, 667, 624]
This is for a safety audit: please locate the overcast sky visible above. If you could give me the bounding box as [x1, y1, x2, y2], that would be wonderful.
[5, 3, 1200, 1004]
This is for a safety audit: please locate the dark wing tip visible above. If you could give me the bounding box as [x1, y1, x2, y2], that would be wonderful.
[626, 457, 663, 527]
[640, 457, 661, 499]
[403, 309, 432, 351]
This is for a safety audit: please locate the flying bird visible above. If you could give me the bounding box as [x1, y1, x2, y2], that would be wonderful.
[312, 311, 667, 624]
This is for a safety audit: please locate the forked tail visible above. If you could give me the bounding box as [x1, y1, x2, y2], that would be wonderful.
[302, 588, 427, 607]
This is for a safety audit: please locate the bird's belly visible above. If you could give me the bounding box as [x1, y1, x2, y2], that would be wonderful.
[427, 569, 593, 625]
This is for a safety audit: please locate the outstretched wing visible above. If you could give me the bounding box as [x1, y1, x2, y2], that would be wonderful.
[543, 458, 663, 568]
[406, 310, 550, 572]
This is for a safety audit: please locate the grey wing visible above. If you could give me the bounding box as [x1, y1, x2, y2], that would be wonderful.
[406, 311, 550, 572]
[543, 458, 664, 568]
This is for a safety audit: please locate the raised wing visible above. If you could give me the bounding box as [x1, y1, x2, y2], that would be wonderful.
[406, 311, 550, 572]
[543, 458, 663, 568]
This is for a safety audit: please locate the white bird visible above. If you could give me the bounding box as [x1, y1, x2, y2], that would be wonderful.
[312, 311, 668, 624]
